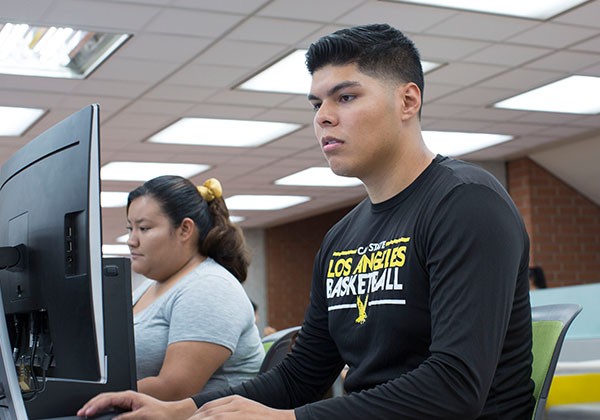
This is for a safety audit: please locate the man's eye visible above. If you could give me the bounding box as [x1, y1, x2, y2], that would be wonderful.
[340, 94, 354, 102]
[311, 103, 321, 111]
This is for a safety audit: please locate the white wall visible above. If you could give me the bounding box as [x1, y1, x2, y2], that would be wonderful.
[241, 228, 268, 335]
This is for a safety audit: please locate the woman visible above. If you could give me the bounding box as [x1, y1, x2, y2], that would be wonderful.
[126, 175, 264, 401]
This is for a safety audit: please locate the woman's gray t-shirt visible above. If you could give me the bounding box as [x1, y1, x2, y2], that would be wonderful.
[132, 257, 264, 393]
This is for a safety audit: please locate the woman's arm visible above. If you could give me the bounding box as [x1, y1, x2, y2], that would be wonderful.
[137, 341, 231, 401]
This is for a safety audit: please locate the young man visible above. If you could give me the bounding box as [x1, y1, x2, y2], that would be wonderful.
[79, 23, 534, 419]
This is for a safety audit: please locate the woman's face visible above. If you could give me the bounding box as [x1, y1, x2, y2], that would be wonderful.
[126, 195, 186, 281]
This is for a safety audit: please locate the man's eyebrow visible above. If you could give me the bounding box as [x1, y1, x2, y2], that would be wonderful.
[308, 80, 362, 101]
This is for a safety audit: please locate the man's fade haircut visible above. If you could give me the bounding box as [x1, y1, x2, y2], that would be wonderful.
[305, 23, 424, 109]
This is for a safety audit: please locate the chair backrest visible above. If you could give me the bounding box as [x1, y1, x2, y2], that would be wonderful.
[531, 303, 582, 420]
[259, 326, 301, 374]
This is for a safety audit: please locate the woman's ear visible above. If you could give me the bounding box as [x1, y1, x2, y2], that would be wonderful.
[178, 217, 196, 242]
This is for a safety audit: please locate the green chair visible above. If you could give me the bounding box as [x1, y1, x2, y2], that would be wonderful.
[260, 326, 301, 374]
[531, 303, 582, 420]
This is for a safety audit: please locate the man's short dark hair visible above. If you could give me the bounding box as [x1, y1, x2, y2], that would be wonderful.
[305, 23, 424, 99]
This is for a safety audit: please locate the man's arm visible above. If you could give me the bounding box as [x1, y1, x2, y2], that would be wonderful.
[192, 314, 346, 410]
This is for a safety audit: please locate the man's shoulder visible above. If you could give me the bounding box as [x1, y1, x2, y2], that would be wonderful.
[436, 156, 496, 182]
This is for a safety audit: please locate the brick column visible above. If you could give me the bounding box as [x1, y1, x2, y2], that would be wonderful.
[507, 158, 600, 286]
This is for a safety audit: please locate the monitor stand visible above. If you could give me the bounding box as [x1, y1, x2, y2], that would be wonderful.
[0, 287, 29, 419]
[0, 257, 136, 420]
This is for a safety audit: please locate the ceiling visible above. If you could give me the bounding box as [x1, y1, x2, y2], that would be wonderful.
[1, 0, 600, 247]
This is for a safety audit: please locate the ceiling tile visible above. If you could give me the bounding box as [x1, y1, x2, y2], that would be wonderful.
[338, 2, 454, 32]
[554, 0, 600, 29]
[1, 0, 54, 21]
[227, 17, 322, 44]
[464, 44, 551, 67]
[259, 0, 365, 22]
[525, 50, 600, 72]
[425, 13, 536, 42]
[144, 85, 216, 102]
[145, 8, 244, 37]
[434, 86, 515, 106]
[410, 34, 490, 61]
[166, 64, 249, 88]
[124, 99, 196, 115]
[254, 108, 313, 125]
[171, 0, 269, 14]
[425, 62, 508, 85]
[205, 90, 292, 108]
[508, 22, 598, 49]
[44, 0, 159, 31]
[73, 80, 151, 99]
[120, 34, 213, 62]
[570, 35, 600, 53]
[91, 57, 181, 83]
[478, 68, 564, 90]
[194, 40, 286, 68]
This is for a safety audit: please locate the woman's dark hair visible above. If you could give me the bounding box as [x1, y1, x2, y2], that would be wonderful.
[127, 175, 250, 282]
[305, 23, 424, 115]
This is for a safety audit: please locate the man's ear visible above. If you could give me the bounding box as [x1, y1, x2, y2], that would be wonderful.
[398, 82, 422, 121]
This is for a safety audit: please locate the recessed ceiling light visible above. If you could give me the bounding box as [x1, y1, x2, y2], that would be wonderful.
[100, 161, 210, 182]
[494, 75, 600, 114]
[226, 195, 310, 210]
[423, 131, 513, 156]
[102, 244, 130, 255]
[0, 22, 130, 79]
[275, 167, 363, 187]
[0, 106, 45, 136]
[237, 49, 443, 95]
[100, 191, 129, 208]
[388, 0, 588, 19]
[148, 118, 302, 147]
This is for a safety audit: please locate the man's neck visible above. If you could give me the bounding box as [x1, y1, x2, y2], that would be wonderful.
[364, 144, 435, 204]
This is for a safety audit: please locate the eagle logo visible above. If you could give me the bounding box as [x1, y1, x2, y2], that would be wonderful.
[355, 294, 369, 324]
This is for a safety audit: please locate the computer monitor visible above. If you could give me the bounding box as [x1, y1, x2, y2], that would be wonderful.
[0, 105, 136, 419]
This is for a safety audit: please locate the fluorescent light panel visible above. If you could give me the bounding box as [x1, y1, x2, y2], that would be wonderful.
[389, 0, 588, 19]
[0, 22, 130, 79]
[101, 161, 209, 182]
[116, 234, 129, 243]
[0, 106, 45, 136]
[423, 131, 513, 156]
[238, 49, 443, 95]
[494, 75, 600, 115]
[100, 191, 129, 208]
[229, 215, 245, 224]
[148, 118, 302, 147]
[226, 195, 310, 210]
[276, 167, 363, 187]
[102, 244, 130, 255]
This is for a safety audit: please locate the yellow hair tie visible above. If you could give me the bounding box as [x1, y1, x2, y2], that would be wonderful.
[197, 178, 223, 202]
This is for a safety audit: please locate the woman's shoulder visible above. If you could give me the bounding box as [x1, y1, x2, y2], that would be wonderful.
[178, 258, 243, 293]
